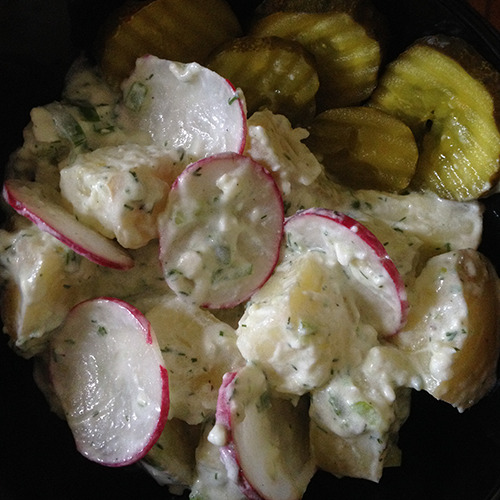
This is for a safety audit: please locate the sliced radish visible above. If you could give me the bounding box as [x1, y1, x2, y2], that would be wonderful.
[285, 208, 408, 336]
[3, 179, 134, 270]
[120, 56, 247, 160]
[158, 152, 284, 309]
[213, 365, 315, 500]
[49, 297, 169, 466]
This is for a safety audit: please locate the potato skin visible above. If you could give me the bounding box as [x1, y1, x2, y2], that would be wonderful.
[433, 250, 500, 410]
[394, 249, 500, 411]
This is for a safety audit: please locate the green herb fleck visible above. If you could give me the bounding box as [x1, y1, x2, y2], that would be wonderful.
[125, 81, 148, 111]
[256, 391, 271, 412]
[328, 394, 343, 417]
[77, 104, 100, 122]
[97, 325, 108, 336]
[352, 401, 378, 426]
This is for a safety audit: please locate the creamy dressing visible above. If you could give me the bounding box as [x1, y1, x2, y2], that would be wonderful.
[191, 423, 247, 500]
[145, 295, 244, 425]
[237, 251, 375, 395]
[60, 143, 187, 248]
[207, 423, 228, 447]
[1, 58, 498, 499]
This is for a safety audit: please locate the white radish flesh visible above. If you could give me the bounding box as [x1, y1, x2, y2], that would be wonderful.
[213, 365, 315, 500]
[49, 297, 169, 466]
[158, 152, 284, 309]
[3, 179, 134, 270]
[285, 208, 408, 336]
[120, 56, 247, 161]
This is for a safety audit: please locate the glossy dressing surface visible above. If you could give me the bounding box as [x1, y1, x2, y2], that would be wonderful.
[1, 1, 500, 499]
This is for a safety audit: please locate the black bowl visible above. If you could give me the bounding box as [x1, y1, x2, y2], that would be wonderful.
[1, 1, 500, 499]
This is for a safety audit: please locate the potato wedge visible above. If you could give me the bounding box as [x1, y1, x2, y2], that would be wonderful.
[310, 384, 411, 482]
[393, 249, 500, 411]
[0, 217, 97, 357]
[142, 418, 201, 491]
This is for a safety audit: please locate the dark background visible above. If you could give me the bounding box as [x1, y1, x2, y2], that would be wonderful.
[1, 1, 499, 499]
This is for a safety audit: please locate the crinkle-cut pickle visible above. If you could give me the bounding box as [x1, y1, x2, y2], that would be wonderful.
[97, 0, 242, 86]
[255, 0, 347, 15]
[207, 36, 319, 125]
[370, 35, 500, 201]
[254, 0, 386, 28]
[306, 106, 418, 192]
[250, 10, 381, 110]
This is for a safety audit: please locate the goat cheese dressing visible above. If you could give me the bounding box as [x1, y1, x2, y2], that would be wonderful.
[0, 58, 497, 498]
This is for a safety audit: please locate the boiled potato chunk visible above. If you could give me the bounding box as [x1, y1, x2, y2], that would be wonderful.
[145, 295, 244, 424]
[310, 380, 411, 482]
[98, 0, 242, 86]
[190, 421, 246, 500]
[370, 35, 500, 200]
[0, 217, 97, 357]
[236, 253, 355, 396]
[393, 249, 500, 411]
[142, 418, 201, 493]
[0, 215, 171, 357]
[60, 144, 186, 249]
[207, 36, 319, 125]
[306, 106, 418, 191]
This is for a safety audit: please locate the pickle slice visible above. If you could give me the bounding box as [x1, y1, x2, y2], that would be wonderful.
[370, 35, 500, 200]
[97, 0, 242, 86]
[254, 0, 385, 28]
[207, 36, 319, 125]
[306, 106, 418, 191]
[250, 9, 381, 109]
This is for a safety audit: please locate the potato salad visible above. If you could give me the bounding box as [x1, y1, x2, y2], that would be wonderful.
[1, 0, 500, 499]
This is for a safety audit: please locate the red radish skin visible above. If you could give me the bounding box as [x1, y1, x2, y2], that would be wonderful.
[3, 179, 134, 270]
[285, 208, 409, 335]
[216, 372, 263, 500]
[215, 371, 266, 500]
[214, 368, 315, 500]
[120, 56, 248, 160]
[159, 152, 284, 309]
[49, 297, 169, 467]
[224, 78, 248, 156]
